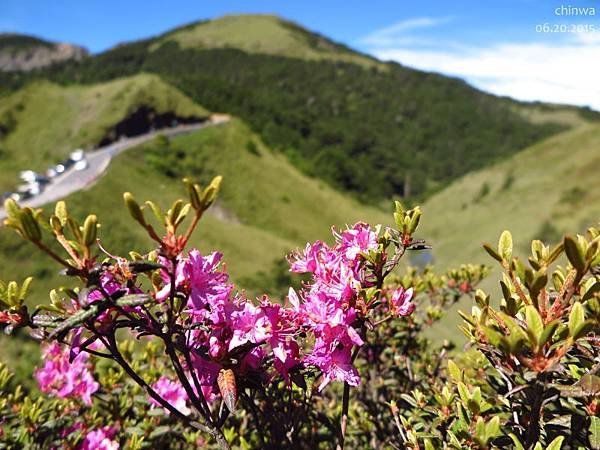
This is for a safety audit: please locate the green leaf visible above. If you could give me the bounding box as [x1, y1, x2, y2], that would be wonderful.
[457, 382, 470, 405]
[590, 416, 600, 450]
[199, 175, 223, 211]
[568, 302, 585, 338]
[18, 277, 32, 301]
[582, 281, 600, 301]
[447, 360, 462, 382]
[498, 230, 513, 261]
[509, 433, 525, 450]
[128, 260, 164, 273]
[174, 202, 192, 227]
[48, 305, 100, 339]
[483, 244, 503, 262]
[547, 242, 564, 264]
[564, 235, 586, 273]
[148, 425, 171, 439]
[525, 305, 544, 348]
[546, 435, 564, 450]
[539, 320, 559, 346]
[485, 416, 501, 441]
[144, 201, 165, 224]
[115, 294, 152, 307]
[20, 208, 41, 242]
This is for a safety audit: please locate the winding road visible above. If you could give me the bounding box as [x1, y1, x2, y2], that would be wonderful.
[0, 116, 229, 220]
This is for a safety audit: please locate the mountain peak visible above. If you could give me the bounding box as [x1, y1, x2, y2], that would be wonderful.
[0, 33, 88, 72]
[152, 14, 379, 67]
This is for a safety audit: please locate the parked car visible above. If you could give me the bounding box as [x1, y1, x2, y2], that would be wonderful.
[70, 149, 84, 162]
[73, 160, 88, 171]
[17, 182, 42, 196]
[55, 164, 66, 174]
[19, 170, 38, 183]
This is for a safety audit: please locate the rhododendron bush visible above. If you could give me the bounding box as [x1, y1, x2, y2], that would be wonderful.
[0, 176, 598, 449]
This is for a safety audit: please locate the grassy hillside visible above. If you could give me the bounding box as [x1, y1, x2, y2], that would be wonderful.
[0, 74, 209, 191]
[5, 14, 595, 202]
[151, 14, 379, 67]
[420, 123, 600, 341]
[0, 118, 391, 304]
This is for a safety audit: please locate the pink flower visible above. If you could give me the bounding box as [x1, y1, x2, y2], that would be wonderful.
[335, 222, 379, 262]
[306, 344, 360, 391]
[289, 241, 326, 273]
[35, 342, 99, 405]
[150, 376, 191, 415]
[228, 302, 271, 350]
[78, 426, 119, 450]
[87, 273, 133, 304]
[156, 250, 233, 317]
[389, 287, 415, 316]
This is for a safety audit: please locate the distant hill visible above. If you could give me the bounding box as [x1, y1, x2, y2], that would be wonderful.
[420, 122, 600, 341]
[4, 14, 597, 202]
[0, 33, 88, 72]
[151, 14, 380, 67]
[0, 73, 209, 191]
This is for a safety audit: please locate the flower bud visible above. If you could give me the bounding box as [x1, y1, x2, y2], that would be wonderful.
[123, 192, 146, 225]
[82, 214, 98, 247]
[3, 198, 20, 220]
[199, 175, 222, 211]
[217, 368, 237, 413]
[54, 201, 68, 226]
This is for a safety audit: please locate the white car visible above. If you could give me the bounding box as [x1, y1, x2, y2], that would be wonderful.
[55, 164, 65, 174]
[74, 160, 88, 171]
[70, 149, 85, 162]
[19, 170, 38, 183]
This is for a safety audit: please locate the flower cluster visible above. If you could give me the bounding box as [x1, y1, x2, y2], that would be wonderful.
[151, 376, 191, 415]
[157, 249, 300, 401]
[148, 222, 417, 400]
[35, 342, 99, 405]
[78, 426, 119, 450]
[289, 223, 415, 389]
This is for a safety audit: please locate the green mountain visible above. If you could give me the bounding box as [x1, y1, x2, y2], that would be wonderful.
[3, 14, 597, 202]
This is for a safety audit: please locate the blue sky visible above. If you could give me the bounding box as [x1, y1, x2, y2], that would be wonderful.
[1, 0, 599, 109]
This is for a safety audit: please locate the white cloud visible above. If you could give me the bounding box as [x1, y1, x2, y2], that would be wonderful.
[360, 17, 453, 47]
[363, 20, 600, 111]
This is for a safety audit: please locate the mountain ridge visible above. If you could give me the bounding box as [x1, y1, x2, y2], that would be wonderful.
[0, 33, 88, 72]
